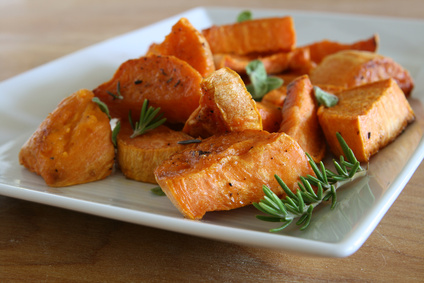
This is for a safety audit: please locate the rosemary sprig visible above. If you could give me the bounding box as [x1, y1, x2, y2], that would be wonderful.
[129, 99, 166, 138]
[92, 97, 120, 147]
[107, 81, 124, 100]
[253, 132, 367, 232]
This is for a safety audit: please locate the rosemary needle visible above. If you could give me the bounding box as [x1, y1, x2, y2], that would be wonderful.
[129, 99, 166, 138]
[253, 132, 367, 232]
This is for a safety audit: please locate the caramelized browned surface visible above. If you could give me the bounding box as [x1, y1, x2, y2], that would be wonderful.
[183, 67, 262, 138]
[155, 130, 314, 220]
[93, 55, 203, 124]
[19, 89, 115, 187]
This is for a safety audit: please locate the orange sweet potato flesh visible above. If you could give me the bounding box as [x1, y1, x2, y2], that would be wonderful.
[310, 50, 414, 96]
[279, 75, 326, 162]
[261, 85, 287, 107]
[117, 122, 193, 184]
[317, 78, 415, 162]
[154, 130, 314, 220]
[93, 55, 203, 124]
[146, 18, 215, 77]
[256, 101, 283, 133]
[202, 16, 296, 55]
[303, 34, 379, 64]
[19, 89, 115, 187]
[183, 67, 262, 138]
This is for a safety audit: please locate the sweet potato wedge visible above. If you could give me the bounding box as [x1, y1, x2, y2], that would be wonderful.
[19, 89, 115, 187]
[93, 55, 203, 124]
[317, 78, 415, 162]
[154, 130, 314, 220]
[310, 50, 414, 96]
[213, 47, 312, 75]
[183, 67, 262, 138]
[202, 16, 296, 55]
[256, 101, 283, 133]
[117, 122, 193, 184]
[279, 75, 326, 162]
[302, 34, 379, 64]
[146, 18, 215, 77]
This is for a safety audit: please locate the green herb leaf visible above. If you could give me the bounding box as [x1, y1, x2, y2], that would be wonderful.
[92, 97, 111, 120]
[237, 10, 252, 22]
[313, 86, 339, 107]
[129, 99, 167, 138]
[111, 120, 121, 147]
[107, 81, 124, 100]
[246, 60, 284, 101]
[151, 186, 166, 196]
[177, 139, 202, 145]
[254, 133, 367, 232]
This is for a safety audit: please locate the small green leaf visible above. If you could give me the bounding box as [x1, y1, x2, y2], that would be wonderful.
[92, 97, 111, 120]
[237, 10, 252, 22]
[111, 120, 121, 147]
[313, 86, 338, 107]
[151, 186, 166, 196]
[246, 60, 283, 101]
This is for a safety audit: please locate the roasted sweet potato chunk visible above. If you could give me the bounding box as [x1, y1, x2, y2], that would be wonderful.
[279, 75, 326, 162]
[202, 16, 296, 55]
[183, 67, 262, 138]
[19, 89, 115, 187]
[302, 34, 379, 64]
[310, 50, 414, 96]
[154, 130, 314, 220]
[117, 122, 193, 184]
[317, 78, 415, 162]
[146, 18, 215, 77]
[93, 55, 203, 124]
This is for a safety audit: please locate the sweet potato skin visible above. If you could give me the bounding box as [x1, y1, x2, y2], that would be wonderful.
[93, 55, 203, 124]
[279, 75, 326, 162]
[202, 17, 296, 55]
[183, 67, 262, 138]
[117, 122, 193, 184]
[317, 78, 415, 162]
[146, 17, 215, 77]
[310, 50, 414, 96]
[155, 130, 314, 220]
[19, 89, 115, 187]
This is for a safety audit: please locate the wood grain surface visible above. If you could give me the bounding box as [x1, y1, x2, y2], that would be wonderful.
[1, 0, 423, 281]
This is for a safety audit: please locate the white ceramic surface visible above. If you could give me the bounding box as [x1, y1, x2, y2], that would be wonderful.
[0, 7, 423, 257]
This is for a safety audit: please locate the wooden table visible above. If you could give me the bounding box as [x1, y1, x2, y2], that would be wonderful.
[1, 0, 423, 281]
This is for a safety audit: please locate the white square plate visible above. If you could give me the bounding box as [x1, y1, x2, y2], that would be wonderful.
[1, 7, 423, 257]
